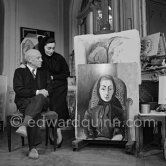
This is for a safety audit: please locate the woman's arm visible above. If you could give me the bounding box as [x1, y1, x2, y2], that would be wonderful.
[52, 55, 70, 80]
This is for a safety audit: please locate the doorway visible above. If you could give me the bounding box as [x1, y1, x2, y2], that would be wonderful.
[146, 0, 166, 35]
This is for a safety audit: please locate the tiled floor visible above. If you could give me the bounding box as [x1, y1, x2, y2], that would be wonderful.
[0, 128, 166, 166]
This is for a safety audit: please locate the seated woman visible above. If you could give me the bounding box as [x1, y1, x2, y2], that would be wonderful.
[84, 75, 126, 141]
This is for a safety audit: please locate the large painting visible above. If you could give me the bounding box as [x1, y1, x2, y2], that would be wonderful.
[20, 27, 54, 63]
[74, 30, 141, 141]
[141, 32, 166, 57]
[74, 29, 141, 83]
[76, 64, 139, 141]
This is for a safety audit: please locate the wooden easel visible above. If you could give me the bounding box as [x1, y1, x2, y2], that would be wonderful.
[72, 139, 128, 151]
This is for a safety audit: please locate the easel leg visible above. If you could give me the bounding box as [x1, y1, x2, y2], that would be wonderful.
[125, 141, 135, 154]
[135, 115, 143, 157]
[164, 138, 166, 160]
[164, 117, 166, 160]
[72, 139, 89, 151]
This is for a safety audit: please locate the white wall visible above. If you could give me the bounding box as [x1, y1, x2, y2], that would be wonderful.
[120, 0, 141, 33]
[3, 0, 64, 115]
[4, 0, 64, 87]
[18, 0, 64, 52]
[69, 0, 81, 54]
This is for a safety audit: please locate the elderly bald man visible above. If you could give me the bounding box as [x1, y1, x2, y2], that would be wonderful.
[13, 49, 53, 159]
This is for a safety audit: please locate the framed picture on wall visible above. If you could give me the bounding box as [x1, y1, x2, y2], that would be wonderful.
[20, 27, 54, 63]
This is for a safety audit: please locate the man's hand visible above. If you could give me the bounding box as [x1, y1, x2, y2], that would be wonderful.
[37, 89, 49, 97]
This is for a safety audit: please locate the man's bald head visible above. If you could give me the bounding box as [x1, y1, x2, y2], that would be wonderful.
[25, 49, 43, 69]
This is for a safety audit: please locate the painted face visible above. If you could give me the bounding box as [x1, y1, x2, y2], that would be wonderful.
[30, 51, 43, 68]
[99, 79, 114, 102]
[44, 42, 55, 56]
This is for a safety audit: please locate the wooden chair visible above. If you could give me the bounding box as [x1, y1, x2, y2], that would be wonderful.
[6, 110, 58, 152]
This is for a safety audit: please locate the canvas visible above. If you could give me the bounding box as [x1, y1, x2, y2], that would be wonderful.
[74, 29, 141, 83]
[141, 32, 166, 57]
[75, 64, 139, 141]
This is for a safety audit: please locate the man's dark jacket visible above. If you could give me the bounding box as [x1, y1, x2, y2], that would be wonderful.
[13, 66, 53, 111]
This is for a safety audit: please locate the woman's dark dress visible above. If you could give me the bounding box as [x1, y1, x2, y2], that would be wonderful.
[42, 52, 70, 121]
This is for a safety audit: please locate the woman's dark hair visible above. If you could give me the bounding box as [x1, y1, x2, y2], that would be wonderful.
[38, 36, 55, 55]
[97, 75, 116, 102]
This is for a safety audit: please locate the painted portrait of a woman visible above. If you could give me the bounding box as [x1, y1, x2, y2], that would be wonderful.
[84, 75, 126, 141]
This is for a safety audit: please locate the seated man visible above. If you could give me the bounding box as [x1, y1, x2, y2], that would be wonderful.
[13, 49, 53, 159]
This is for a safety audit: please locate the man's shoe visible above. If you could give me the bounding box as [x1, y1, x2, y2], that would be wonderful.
[16, 126, 27, 137]
[28, 148, 39, 159]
